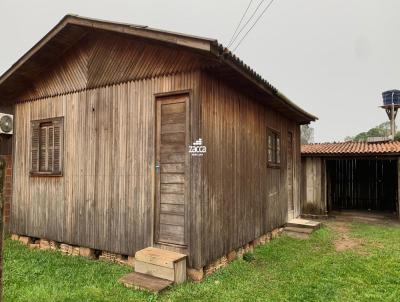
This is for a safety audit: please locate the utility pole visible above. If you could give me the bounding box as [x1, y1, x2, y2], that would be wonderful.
[392, 93, 396, 139]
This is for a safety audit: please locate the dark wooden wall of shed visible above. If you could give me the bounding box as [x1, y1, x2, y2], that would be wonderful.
[199, 72, 301, 267]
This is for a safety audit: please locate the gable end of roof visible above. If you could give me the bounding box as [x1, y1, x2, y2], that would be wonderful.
[0, 14, 317, 123]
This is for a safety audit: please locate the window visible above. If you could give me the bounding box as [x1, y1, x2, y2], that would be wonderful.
[267, 128, 280, 167]
[30, 117, 63, 176]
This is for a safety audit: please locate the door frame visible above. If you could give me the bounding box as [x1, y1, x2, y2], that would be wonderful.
[153, 90, 191, 247]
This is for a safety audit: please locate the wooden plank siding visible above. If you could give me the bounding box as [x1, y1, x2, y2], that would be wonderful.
[300, 157, 327, 215]
[199, 72, 300, 267]
[17, 31, 216, 102]
[11, 71, 202, 267]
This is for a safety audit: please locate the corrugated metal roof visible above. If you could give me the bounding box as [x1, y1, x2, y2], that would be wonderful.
[301, 141, 400, 156]
[216, 44, 316, 122]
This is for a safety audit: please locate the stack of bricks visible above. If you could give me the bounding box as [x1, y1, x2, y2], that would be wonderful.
[49, 240, 60, 251]
[79, 247, 95, 259]
[72, 246, 80, 256]
[99, 250, 117, 262]
[60, 243, 74, 255]
[29, 240, 39, 250]
[39, 239, 51, 250]
[18, 236, 32, 245]
[10, 234, 135, 266]
[9, 234, 135, 267]
[236, 247, 245, 259]
[187, 267, 204, 282]
[1, 155, 12, 230]
[97, 250, 135, 267]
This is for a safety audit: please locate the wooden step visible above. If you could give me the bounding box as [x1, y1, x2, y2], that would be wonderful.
[119, 272, 173, 293]
[135, 260, 175, 281]
[134, 247, 187, 284]
[286, 218, 321, 230]
[135, 247, 186, 268]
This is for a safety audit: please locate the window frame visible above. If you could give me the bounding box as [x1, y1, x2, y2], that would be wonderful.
[30, 117, 64, 177]
[267, 128, 281, 168]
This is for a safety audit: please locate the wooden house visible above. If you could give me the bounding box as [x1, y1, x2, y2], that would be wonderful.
[301, 142, 400, 219]
[0, 15, 316, 272]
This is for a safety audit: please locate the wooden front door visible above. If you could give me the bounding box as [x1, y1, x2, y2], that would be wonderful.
[155, 94, 188, 246]
[287, 132, 294, 219]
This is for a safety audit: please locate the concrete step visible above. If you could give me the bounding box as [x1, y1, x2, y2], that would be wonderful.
[286, 218, 321, 230]
[284, 230, 310, 240]
[119, 272, 173, 293]
[284, 226, 314, 234]
[134, 247, 187, 284]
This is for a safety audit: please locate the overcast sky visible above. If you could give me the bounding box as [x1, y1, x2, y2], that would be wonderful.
[1, 0, 399, 142]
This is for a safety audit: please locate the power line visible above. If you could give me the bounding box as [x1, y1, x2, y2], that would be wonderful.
[227, 0, 254, 48]
[228, 0, 266, 48]
[232, 0, 275, 52]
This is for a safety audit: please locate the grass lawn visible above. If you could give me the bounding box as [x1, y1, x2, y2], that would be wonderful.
[5, 220, 400, 302]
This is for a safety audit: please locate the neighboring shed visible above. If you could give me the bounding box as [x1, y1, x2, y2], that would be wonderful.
[0, 15, 316, 271]
[301, 141, 400, 219]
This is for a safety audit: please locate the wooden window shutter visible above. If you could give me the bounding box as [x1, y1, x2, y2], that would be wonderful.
[39, 126, 48, 171]
[47, 126, 54, 171]
[31, 122, 40, 172]
[30, 117, 63, 176]
[53, 119, 63, 173]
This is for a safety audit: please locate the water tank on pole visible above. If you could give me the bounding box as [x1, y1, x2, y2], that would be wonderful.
[382, 90, 400, 106]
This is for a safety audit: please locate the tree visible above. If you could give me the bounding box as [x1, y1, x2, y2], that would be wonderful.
[345, 121, 398, 142]
[353, 132, 368, 142]
[301, 124, 314, 145]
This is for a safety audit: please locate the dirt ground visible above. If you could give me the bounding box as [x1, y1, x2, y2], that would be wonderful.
[327, 221, 363, 252]
[320, 212, 400, 253]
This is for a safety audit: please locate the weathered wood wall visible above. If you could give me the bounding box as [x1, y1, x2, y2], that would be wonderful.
[300, 157, 327, 215]
[11, 71, 203, 267]
[199, 72, 301, 266]
[17, 31, 216, 102]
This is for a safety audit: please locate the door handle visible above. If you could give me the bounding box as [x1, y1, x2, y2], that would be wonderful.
[155, 161, 160, 173]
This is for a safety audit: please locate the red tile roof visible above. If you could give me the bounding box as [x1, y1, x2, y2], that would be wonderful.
[301, 141, 400, 155]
